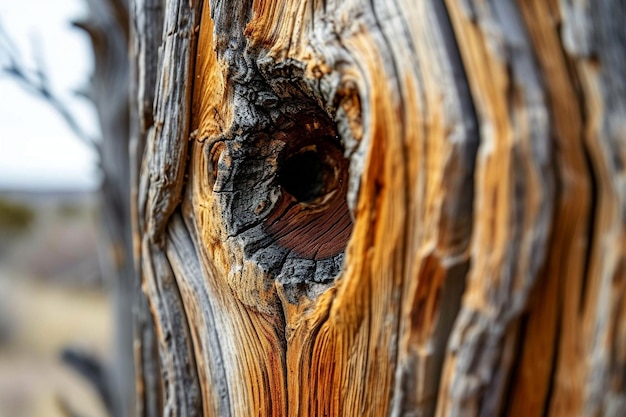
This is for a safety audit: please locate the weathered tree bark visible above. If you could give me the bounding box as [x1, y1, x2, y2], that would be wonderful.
[128, 0, 626, 416]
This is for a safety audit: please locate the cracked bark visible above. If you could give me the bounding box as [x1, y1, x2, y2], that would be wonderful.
[128, 0, 626, 416]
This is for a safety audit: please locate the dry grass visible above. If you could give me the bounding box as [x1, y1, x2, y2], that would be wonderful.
[0, 272, 112, 417]
[0, 192, 113, 417]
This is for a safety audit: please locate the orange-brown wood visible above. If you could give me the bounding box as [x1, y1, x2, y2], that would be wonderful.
[130, 0, 626, 416]
[508, 1, 590, 415]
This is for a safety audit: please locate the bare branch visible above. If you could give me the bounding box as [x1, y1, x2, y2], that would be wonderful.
[0, 18, 101, 153]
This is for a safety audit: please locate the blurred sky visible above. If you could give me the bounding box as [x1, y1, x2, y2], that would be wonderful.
[0, 0, 99, 191]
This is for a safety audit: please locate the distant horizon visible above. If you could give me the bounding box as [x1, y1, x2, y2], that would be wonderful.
[0, 180, 99, 194]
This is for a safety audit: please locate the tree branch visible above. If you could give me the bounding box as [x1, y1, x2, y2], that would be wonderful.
[0, 19, 101, 152]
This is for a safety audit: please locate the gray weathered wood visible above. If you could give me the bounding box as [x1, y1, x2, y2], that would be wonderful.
[122, 0, 626, 416]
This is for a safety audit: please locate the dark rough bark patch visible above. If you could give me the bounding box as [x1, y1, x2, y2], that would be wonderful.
[202, 61, 353, 293]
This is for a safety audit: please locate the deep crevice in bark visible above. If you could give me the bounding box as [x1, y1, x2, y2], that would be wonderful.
[540, 304, 563, 417]
[578, 124, 599, 316]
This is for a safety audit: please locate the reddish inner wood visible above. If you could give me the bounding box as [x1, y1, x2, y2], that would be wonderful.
[264, 117, 353, 260]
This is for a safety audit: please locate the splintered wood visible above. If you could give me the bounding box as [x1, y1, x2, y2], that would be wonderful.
[131, 0, 626, 416]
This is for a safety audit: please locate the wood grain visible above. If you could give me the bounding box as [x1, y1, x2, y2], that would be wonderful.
[129, 0, 626, 416]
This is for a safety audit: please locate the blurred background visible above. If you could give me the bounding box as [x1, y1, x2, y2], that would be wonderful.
[0, 1, 112, 416]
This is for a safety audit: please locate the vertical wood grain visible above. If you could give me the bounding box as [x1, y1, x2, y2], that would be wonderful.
[129, 1, 626, 416]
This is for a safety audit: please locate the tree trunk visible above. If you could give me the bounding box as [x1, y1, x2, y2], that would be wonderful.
[129, 0, 626, 416]
[75, 1, 136, 416]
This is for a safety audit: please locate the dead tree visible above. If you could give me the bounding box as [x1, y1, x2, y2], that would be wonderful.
[125, 0, 626, 416]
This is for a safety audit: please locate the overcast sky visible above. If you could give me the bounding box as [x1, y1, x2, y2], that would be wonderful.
[0, 0, 99, 191]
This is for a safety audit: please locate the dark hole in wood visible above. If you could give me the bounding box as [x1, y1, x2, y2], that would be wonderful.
[278, 150, 326, 203]
[260, 111, 353, 264]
